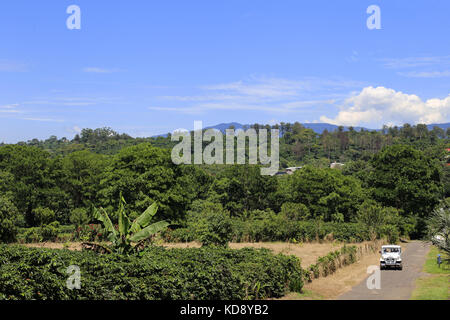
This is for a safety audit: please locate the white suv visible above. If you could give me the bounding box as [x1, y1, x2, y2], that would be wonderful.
[380, 245, 403, 270]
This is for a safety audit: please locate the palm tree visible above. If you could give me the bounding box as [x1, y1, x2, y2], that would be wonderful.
[427, 200, 450, 260]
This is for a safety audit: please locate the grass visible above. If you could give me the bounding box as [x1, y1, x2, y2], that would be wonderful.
[411, 246, 449, 300]
[423, 246, 450, 274]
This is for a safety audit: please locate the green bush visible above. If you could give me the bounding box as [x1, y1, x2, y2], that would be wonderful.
[40, 221, 60, 241]
[232, 219, 371, 243]
[23, 228, 42, 243]
[163, 218, 372, 244]
[184, 200, 233, 247]
[32, 207, 56, 227]
[280, 202, 311, 221]
[305, 245, 358, 280]
[196, 210, 233, 247]
[0, 197, 19, 243]
[162, 228, 196, 243]
[69, 208, 90, 229]
[0, 245, 303, 300]
[17, 224, 72, 243]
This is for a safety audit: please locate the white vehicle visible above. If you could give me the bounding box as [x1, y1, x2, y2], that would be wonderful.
[379, 245, 403, 270]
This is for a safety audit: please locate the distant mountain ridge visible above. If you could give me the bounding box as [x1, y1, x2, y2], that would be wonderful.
[154, 122, 450, 136]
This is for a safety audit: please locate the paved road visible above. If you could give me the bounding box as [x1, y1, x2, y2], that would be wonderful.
[338, 241, 430, 300]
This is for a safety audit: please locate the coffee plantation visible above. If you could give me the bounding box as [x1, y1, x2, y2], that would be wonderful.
[0, 245, 303, 300]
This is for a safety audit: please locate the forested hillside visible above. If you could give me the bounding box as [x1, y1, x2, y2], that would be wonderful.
[0, 122, 449, 244]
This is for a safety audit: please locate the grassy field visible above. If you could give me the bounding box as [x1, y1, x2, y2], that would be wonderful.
[411, 246, 449, 300]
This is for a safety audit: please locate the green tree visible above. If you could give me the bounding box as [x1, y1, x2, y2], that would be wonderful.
[357, 200, 402, 242]
[208, 165, 278, 217]
[0, 145, 56, 226]
[357, 200, 386, 240]
[61, 150, 108, 210]
[280, 202, 310, 221]
[0, 196, 19, 243]
[427, 200, 450, 259]
[196, 206, 233, 247]
[368, 145, 442, 218]
[287, 166, 365, 222]
[32, 207, 56, 226]
[70, 208, 90, 228]
[99, 143, 194, 222]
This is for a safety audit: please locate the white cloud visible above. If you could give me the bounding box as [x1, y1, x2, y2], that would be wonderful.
[23, 96, 118, 107]
[201, 76, 364, 99]
[320, 86, 450, 127]
[0, 104, 22, 113]
[83, 67, 120, 74]
[20, 117, 64, 122]
[150, 76, 363, 115]
[380, 55, 450, 69]
[398, 70, 450, 78]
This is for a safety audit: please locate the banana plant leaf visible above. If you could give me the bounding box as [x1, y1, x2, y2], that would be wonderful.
[130, 202, 158, 234]
[93, 207, 117, 242]
[118, 197, 131, 237]
[129, 220, 169, 243]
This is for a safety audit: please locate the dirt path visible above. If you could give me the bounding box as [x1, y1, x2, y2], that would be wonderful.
[337, 241, 430, 300]
[299, 247, 382, 299]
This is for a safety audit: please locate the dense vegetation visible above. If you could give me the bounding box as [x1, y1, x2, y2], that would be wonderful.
[0, 245, 303, 300]
[0, 122, 448, 244]
[0, 122, 448, 300]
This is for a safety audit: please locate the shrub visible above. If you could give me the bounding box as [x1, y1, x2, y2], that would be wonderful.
[185, 200, 233, 247]
[378, 225, 400, 243]
[40, 221, 60, 241]
[306, 245, 358, 280]
[197, 209, 233, 247]
[74, 224, 108, 242]
[280, 202, 310, 221]
[0, 197, 18, 243]
[22, 228, 42, 243]
[163, 218, 372, 244]
[32, 207, 55, 227]
[69, 208, 90, 229]
[17, 224, 74, 243]
[0, 245, 303, 300]
[162, 228, 196, 243]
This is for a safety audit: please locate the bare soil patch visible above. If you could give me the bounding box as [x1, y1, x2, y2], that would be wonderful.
[24, 242, 83, 251]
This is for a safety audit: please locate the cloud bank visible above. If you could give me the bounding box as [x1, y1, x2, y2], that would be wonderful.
[320, 86, 450, 127]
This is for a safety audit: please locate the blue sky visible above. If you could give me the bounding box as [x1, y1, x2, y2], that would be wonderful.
[1, 0, 449, 142]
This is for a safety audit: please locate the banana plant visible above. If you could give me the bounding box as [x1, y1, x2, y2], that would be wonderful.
[87, 194, 169, 254]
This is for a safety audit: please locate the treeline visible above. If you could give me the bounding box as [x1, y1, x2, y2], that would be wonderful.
[4, 123, 448, 165]
[0, 126, 447, 243]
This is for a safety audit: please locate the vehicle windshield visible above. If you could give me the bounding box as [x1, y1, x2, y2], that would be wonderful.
[383, 248, 400, 253]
